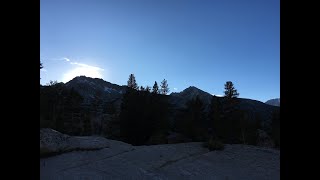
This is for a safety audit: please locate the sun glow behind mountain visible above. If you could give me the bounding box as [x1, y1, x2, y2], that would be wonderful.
[62, 62, 104, 83]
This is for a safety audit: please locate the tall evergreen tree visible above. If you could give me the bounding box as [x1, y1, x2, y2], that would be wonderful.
[224, 81, 239, 98]
[127, 74, 138, 90]
[140, 86, 145, 91]
[160, 79, 170, 95]
[222, 81, 240, 144]
[152, 81, 159, 94]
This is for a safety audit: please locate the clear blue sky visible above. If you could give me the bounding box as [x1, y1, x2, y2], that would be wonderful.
[40, 0, 279, 102]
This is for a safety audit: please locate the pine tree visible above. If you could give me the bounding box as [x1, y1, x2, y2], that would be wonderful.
[140, 86, 145, 91]
[222, 81, 240, 144]
[127, 74, 138, 90]
[224, 81, 239, 98]
[152, 81, 159, 94]
[160, 79, 170, 95]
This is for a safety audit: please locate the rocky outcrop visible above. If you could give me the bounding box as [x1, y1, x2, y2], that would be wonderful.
[40, 128, 70, 155]
[40, 128, 110, 157]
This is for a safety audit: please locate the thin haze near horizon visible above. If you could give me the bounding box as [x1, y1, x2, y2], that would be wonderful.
[40, 0, 279, 103]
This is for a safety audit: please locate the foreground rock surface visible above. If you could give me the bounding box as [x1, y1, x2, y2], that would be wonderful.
[40, 128, 110, 156]
[40, 130, 280, 180]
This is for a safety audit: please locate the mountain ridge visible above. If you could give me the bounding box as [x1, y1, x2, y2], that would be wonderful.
[64, 76, 274, 105]
[64, 76, 278, 109]
[265, 98, 280, 107]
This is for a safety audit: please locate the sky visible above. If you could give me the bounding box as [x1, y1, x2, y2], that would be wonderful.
[40, 0, 280, 102]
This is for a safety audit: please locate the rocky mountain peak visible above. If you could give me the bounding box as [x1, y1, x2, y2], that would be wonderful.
[265, 98, 280, 107]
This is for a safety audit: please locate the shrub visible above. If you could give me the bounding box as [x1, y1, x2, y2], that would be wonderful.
[203, 138, 224, 151]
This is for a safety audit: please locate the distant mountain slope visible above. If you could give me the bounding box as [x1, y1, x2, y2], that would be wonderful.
[65, 76, 127, 104]
[64, 76, 128, 114]
[236, 98, 279, 131]
[170, 86, 213, 110]
[265, 98, 280, 107]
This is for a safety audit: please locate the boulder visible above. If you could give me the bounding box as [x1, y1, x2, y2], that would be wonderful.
[40, 128, 110, 157]
[40, 128, 70, 155]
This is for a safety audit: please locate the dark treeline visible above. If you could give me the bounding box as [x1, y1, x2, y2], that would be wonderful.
[120, 76, 278, 147]
[119, 74, 170, 145]
[40, 83, 92, 135]
[175, 95, 207, 142]
[119, 87, 169, 145]
[40, 82, 123, 137]
[172, 81, 269, 146]
[40, 66, 280, 148]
